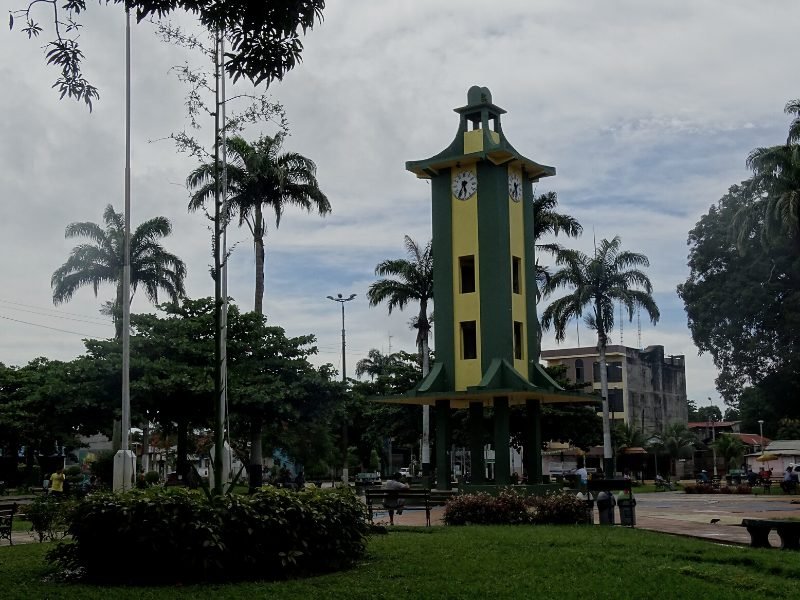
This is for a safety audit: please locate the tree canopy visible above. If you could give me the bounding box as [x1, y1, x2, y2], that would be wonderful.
[12, 0, 326, 108]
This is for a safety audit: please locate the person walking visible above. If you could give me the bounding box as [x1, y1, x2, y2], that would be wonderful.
[49, 468, 66, 497]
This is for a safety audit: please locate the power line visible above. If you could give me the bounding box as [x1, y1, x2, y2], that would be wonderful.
[0, 314, 106, 338]
[0, 298, 110, 324]
[0, 303, 112, 327]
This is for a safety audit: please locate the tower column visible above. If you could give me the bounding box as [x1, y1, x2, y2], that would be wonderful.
[469, 401, 485, 484]
[435, 399, 451, 490]
[525, 399, 542, 484]
[493, 397, 510, 485]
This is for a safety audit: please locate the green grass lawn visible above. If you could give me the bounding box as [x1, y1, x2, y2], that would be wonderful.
[2, 526, 800, 599]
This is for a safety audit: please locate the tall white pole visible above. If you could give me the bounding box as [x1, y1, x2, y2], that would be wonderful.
[114, 8, 134, 492]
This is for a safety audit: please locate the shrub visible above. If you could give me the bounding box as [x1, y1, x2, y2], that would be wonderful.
[528, 491, 590, 525]
[443, 490, 529, 525]
[443, 489, 589, 526]
[144, 471, 161, 486]
[47, 486, 369, 584]
[22, 496, 73, 542]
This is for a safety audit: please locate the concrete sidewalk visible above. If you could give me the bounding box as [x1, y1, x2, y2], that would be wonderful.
[372, 492, 800, 548]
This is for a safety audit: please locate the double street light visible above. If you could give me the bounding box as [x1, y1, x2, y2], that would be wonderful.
[327, 293, 356, 484]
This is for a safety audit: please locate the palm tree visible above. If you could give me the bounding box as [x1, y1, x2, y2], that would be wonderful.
[367, 236, 433, 472]
[533, 191, 583, 286]
[734, 99, 800, 247]
[713, 434, 746, 471]
[541, 236, 660, 475]
[657, 423, 697, 477]
[356, 349, 398, 381]
[187, 133, 329, 490]
[51, 204, 186, 338]
[187, 133, 331, 314]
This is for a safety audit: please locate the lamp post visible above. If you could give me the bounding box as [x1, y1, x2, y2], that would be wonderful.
[708, 397, 718, 478]
[758, 419, 765, 455]
[327, 293, 356, 484]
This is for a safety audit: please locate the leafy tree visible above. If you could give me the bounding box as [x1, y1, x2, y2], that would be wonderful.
[355, 349, 398, 381]
[541, 236, 660, 473]
[613, 422, 647, 454]
[51, 204, 186, 338]
[532, 191, 583, 286]
[367, 236, 434, 472]
[187, 134, 330, 314]
[12, 0, 325, 108]
[776, 418, 800, 440]
[712, 434, 746, 470]
[696, 406, 722, 423]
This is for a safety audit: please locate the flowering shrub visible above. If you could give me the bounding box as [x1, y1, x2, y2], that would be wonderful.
[443, 489, 590, 526]
[527, 490, 589, 525]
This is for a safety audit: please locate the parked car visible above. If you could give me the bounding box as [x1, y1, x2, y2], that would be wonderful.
[354, 472, 381, 487]
[399, 467, 412, 479]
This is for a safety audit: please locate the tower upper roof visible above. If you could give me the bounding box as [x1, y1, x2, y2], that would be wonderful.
[405, 86, 556, 181]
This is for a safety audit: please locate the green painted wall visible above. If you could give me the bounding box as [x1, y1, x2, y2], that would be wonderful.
[431, 173, 454, 389]
[477, 162, 513, 372]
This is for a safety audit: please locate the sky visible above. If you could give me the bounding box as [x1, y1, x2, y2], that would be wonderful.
[1, 0, 798, 409]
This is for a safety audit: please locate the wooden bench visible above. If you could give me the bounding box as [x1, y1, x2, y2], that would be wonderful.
[364, 488, 454, 526]
[0, 503, 17, 546]
[741, 519, 800, 550]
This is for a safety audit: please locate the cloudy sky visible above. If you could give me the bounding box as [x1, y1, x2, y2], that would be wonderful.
[2, 1, 798, 408]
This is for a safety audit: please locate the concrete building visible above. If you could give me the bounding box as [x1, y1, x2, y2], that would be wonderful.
[540, 344, 688, 435]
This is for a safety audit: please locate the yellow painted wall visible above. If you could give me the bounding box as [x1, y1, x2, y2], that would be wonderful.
[508, 165, 528, 378]
[452, 164, 481, 390]
[463, 130, 483, 154]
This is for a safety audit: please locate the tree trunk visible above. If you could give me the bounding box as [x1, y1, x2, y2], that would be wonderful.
[598, 333, 613, 476]
[254, 204, 265, 315]
[248, 418, 263, 492]
[176, 417, 189, 483]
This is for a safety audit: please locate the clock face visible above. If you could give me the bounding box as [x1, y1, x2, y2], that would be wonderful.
[452, 169, 477, 200]
[508, 171, 522, 202]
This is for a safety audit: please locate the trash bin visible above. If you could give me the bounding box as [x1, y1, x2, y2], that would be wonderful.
[596, 491, 616, 525]
[617, 496, 636, 527]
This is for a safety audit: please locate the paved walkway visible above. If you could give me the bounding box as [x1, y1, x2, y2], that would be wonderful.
[371, 492, 800, 547]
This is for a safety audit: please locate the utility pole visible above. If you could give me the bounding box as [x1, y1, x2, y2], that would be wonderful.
[327, 293, 356, 484]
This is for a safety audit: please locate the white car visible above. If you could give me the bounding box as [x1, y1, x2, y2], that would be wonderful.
[399, 467, 412, 479]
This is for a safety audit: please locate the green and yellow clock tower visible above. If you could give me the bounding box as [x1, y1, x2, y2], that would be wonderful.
[382, 86, 590, 489]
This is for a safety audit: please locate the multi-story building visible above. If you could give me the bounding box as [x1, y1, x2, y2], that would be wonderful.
[540, 344, 688, 435]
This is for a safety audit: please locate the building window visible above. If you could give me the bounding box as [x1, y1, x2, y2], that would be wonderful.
[607, 389, 624, 413]
[575, 359, 584, 383]
[459, 256, 475, 294]
[461, 321, 477, 360]
[513, 321, 523, 360]
[512, 256, 521, 294]
[593, 361, 623, 382]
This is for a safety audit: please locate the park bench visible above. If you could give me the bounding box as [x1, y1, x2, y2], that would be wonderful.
[365, 488, 454, 526]
[0, 503, 18, 546]
[741, 519, 800, 550]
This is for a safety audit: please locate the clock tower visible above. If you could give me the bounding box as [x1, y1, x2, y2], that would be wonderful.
[382, 86, 590, 489]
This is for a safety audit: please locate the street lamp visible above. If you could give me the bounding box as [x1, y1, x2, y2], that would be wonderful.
[708, 397, 718, 478]
[327, 293, 356, 484]
[758, 419, 765, 455]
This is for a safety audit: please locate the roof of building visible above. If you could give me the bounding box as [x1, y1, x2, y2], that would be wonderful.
[729, 433, 770, 447]
[765, 440, 800, 453]
[688, 421, 740, 429]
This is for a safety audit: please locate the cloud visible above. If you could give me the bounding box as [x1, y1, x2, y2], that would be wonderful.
[2, 0, 799, 409]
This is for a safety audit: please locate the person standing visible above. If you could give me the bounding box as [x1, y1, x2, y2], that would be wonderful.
[49, 468, 66, 497]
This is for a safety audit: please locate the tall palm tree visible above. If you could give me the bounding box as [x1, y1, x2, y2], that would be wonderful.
[187, 133, 329, 490]
[187, 133, 330, 313]
[51, 204, 186, 338]
[533, 191, 583, 286]
[541, 236, 660, 475]
[367, 236, 433, 472]
[713, 433, 746, 471]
